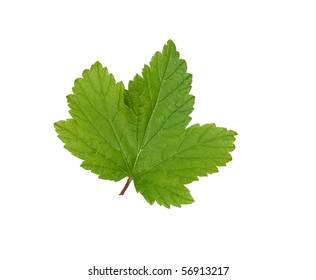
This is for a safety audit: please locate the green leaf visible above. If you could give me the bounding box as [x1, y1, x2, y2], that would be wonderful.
[54, 40, 237, 208]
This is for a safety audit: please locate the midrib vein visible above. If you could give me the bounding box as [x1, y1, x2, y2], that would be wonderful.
[131, 50, 172, 173]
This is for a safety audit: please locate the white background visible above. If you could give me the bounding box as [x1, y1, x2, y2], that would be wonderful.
[1, 0, 315, 279]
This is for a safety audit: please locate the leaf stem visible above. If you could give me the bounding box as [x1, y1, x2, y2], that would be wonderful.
[119, 177, 132, 195]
